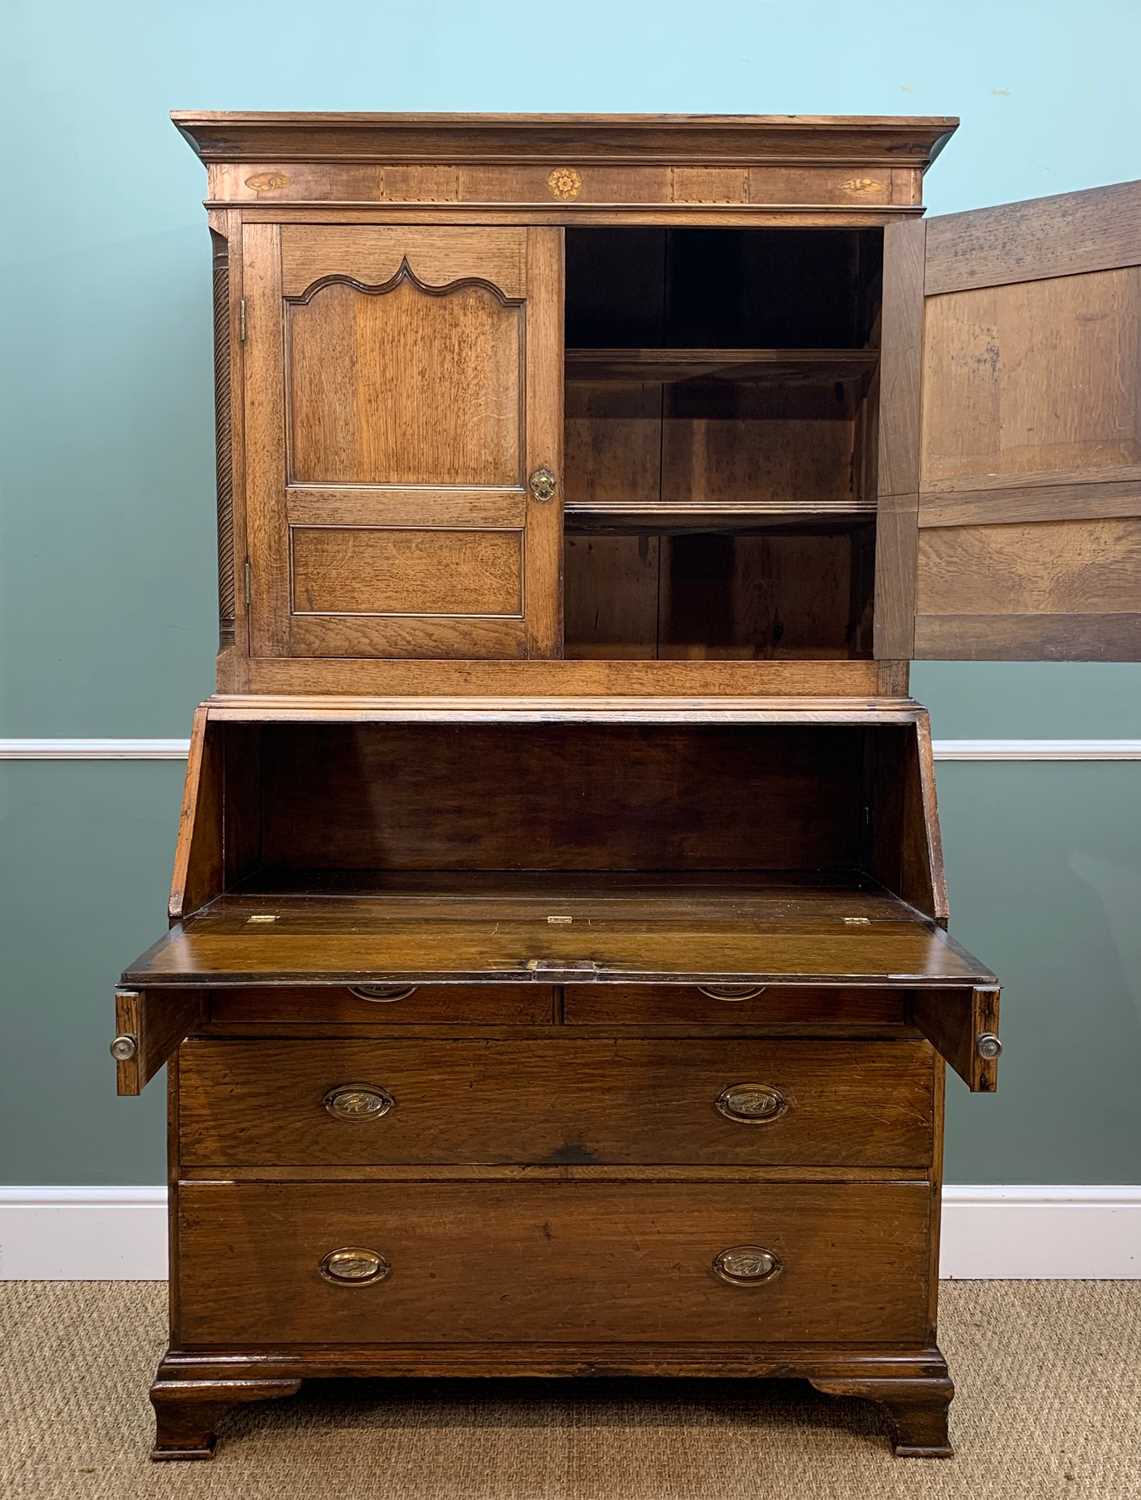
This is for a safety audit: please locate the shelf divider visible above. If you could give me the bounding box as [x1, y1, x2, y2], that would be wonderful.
[565, 347, 880, 385]
[565, 499, 877, 533]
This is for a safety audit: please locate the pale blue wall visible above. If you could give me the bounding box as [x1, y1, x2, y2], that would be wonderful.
[2, 0, 1139, 1182]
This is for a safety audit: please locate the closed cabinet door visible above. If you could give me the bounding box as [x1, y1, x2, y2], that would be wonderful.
[242, 225, 563, 659]
[913, 181, 1141, 659]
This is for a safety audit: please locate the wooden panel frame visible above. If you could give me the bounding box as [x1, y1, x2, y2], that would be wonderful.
[169, 711, 261, 923]
[201, 693, 923, 724]
[283, 281, 526, 491]
[217, 657, 910, 697]
[872, 218, 925, 660]
[237, 206, 926, 230]
[208, 162, 919, 213]
[924, 179, 1141, 295]
[863, 713, 947, 923]
[168, 706, 222, 923]
[241, 224, 563, 662]
[242, 222, 288, 656]
[279, 224, 528, 299]
[289, 527, 525, 618]
[913, 182, 1141, 660]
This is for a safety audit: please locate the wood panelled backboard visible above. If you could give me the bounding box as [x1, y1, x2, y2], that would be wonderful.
[242, 225, 563, 659]
[912, 182, 1141, 659]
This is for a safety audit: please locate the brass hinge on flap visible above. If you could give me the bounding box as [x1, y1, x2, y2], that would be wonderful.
[244, 559, 252, 607]
[238, 297, 247, 343]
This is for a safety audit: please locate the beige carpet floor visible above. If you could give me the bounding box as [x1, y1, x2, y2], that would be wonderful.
[2, 1281, 1139, 1499]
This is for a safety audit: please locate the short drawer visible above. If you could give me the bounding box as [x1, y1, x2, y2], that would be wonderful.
[207, 984, 555, 1027]
[176, 1180, 930, 1346]
[564, 985, 907, 1026]
[178, 1037, 933, 1166]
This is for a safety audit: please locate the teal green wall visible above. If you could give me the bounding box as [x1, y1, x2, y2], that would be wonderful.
[2, 0, 1139, 1183]
[3, 759, 1140, 1185]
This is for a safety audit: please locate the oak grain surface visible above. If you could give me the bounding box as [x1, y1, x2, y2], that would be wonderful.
[175, 1180, 931, 1344]
[178, 1036, 934, 1167]
[915, 187, 1141, 660]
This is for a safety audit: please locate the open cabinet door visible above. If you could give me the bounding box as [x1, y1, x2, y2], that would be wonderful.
[242, 225, 563, 660]
[913, 181, 1141, 658]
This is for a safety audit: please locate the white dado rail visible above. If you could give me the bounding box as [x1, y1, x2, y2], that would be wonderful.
[3, 739, 1141, 761]
[0, 739, 192, 759]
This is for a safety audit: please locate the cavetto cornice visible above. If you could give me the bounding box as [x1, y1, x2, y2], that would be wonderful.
[172, 112, 958, 169]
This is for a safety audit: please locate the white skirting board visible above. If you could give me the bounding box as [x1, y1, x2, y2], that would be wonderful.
[0, 1186, 1137, 1280]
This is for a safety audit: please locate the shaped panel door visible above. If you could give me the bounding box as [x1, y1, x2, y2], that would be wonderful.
[242, 225, 562, 658]
[914, 182, 1141, 659]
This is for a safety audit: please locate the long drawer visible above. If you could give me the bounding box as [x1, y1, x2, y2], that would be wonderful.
[176, 1180, 931, 1345]
[178, 1037, 933, 1167]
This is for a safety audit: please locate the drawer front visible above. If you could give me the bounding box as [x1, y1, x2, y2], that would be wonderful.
[177, 1180, 930, 1345]
[178, 1037, 932, 1166]
[207, 984, 555, 1026]
[564, 985, 908, 1026]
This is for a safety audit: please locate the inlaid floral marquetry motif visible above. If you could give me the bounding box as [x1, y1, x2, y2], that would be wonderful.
[547, 167, 582, 200]
[245, 171, 289, 193]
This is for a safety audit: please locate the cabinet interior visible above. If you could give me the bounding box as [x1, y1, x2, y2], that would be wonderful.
[563, 228, 884, 661]
[188, 719, 936, 923]
[123, 714, 1002, 994]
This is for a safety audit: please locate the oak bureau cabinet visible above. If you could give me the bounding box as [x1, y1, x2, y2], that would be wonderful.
[111, 114, 1141, 1461]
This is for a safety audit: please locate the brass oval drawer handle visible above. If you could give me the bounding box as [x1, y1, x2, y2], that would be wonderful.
[697, 985, 768, 1003]
[323, 1083, 395, 1121]
[715, 1083, 787, 1125]
[348, 984, 418, 1004]
[712, 1246, 782, 1286]
[319, 1247, 391, 1286]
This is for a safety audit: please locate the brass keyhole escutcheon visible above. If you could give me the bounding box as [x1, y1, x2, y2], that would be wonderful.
[712, 1246, 783, 1285]
[319, 1247, 391, 1286]
[529, 466, 558, 502]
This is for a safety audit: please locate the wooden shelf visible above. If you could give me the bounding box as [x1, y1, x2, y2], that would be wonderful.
[239, 868, 899, 911]
[565, 347, 879, 385]
[565, 499, 876, 533]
